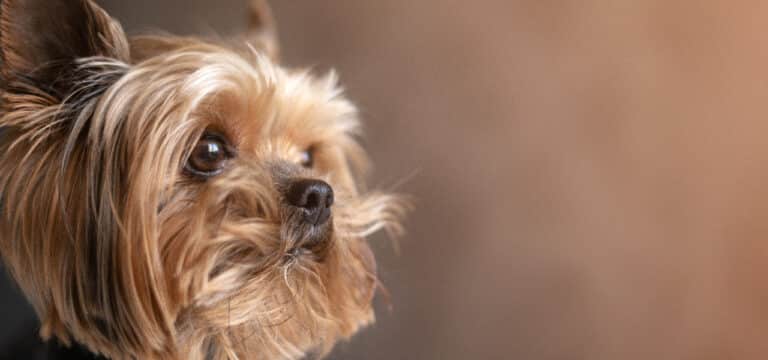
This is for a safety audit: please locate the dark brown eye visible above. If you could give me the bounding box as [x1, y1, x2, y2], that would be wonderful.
[300, 146, 315, 168]
[186, 135, 230, 177]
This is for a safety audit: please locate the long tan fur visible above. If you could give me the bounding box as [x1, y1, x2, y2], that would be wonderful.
[0, 1, 405, 359]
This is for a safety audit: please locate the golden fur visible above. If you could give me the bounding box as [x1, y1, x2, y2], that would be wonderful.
[0, 0, 405, 359]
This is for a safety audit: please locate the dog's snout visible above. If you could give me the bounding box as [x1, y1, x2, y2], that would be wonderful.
[286, 179, 334, 225]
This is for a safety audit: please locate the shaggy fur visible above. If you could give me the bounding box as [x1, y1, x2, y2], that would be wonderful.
[0, 0, 405, 359]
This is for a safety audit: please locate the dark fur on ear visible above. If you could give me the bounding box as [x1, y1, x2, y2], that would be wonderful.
[247, 0, 280, 60]
[0, 0, 129, 99]
[131, 1, 280, 64]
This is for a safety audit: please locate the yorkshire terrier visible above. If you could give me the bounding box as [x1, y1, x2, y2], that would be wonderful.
[0, 0, 405, 359]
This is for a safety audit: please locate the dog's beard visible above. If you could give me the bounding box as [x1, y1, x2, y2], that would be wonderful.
[153, 160, 403, 359]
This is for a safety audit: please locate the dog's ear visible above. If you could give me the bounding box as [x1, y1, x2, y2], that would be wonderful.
[246, 0, 280, 61]
[0, 0, 129, 94]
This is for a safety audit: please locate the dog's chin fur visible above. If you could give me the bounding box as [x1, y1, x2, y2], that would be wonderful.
[0, 1, 405, 359]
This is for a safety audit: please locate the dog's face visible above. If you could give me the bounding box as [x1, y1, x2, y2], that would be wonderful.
[0, 1, 403, 359]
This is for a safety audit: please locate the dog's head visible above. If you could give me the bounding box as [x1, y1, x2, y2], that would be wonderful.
[0, 0, 404, 358]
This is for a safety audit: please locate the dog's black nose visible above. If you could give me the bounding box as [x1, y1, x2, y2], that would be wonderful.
[286, 179, 334, 225]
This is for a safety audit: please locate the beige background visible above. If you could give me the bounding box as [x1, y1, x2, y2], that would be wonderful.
[91, 1, 768, 359]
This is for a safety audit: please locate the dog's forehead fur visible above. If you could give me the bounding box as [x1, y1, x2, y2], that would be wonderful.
[127, 40, 360, 140]
[95, 40, 365, 187]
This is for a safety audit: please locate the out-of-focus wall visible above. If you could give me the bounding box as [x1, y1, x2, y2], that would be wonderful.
[5, 1, 768, 359]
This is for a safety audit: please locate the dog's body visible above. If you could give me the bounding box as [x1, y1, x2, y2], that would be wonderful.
[0, 1, 403, 359]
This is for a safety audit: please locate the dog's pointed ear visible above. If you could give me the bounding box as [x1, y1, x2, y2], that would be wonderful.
[246, 0, 280, 61]
[0, 0, 129, 91]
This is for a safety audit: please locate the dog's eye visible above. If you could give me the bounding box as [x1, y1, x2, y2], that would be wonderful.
[186, 135, 230, 177]
[300, 146, 315, 168]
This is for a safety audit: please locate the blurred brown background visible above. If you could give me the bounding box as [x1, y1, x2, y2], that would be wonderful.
[7, 1, 768, 359]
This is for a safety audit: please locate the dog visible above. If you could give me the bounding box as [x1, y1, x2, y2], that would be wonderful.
[0, 0, 405, 358]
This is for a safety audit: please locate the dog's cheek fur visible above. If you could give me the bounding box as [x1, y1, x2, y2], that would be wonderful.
[0, 115, 177, 359]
